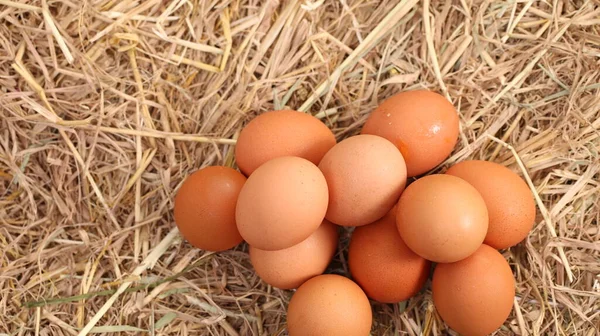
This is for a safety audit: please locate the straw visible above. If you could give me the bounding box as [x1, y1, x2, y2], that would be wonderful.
[1, 1, 599, 335]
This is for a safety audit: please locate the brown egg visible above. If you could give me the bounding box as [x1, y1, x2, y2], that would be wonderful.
[396, 174, 488, 263]
[236, 156, 328, 251]
[250, 220, 338, 289]
[287, 274, 372, 336]
[361, 90, 459, 177]
[348, 209, 430, 303]
[235, 110, 336, 176]
[432, 244, 515, 336]
[318, 134, 407, 227]
[174, 166, 246, 251]
[446, 160, 536, 249]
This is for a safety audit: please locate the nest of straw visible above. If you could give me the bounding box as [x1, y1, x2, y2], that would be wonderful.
[0, 0, 598, 335]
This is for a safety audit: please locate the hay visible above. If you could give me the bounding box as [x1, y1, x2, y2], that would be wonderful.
[0, 0, 598, 335]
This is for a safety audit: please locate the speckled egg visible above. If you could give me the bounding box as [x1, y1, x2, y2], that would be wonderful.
[174, 166, 246, 251]
[432, 244, 515, 336]
[361, 90, 459, 177]
[287, 274, 372, 336]
[235, 110, 336, 176]
[446, 160, 536, 249]
[250, 220, 338, 289]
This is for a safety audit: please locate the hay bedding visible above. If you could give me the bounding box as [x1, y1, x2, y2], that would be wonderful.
[0, 0, 598, 335]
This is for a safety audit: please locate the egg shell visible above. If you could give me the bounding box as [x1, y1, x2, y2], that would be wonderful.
[348, 209, 430, 303]
[318, 134, 407, 227]
[287, 274, 372, 336]
[236, 156, 329, 251]
[432, 244, 515, 336]
[396, 174, 488, 263]
[446, 160, 536, 249]
[174, 166, 246, 251]
[361, 90, 459, 177]
[235, 110, 336, 176]
[250, 220, 338, 289]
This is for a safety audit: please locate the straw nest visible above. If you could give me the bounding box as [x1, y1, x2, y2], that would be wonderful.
[0, 0, 598, 335]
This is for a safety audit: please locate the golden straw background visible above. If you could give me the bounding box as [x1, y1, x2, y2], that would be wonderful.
[0, 0, 599, 335]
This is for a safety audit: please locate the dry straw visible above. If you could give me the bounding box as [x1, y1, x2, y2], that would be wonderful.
[0, 1, 599, 335]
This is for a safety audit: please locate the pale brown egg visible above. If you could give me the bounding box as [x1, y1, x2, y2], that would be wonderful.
[250, 220, 338, 289]
[235, 110, 336, 176]
[446, 160, 536, 249]
[287, 274, 372, 336]
[348, 209, 430, 303]
[174, 166, 246, 252]
[396, 174, 488, 263]
[236, 156, 329, 251]
[361, 90, 459, 177]
[432, 244, 515, 336]
[318, 134, 407, 227]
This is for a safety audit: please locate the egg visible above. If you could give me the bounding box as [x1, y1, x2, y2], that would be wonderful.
[287, 274, 372, 336]
[250, 220, 338, 289]
[318, 134, 407, 227]
[446, 160, 536, 249]
[348, 209, 430, 303]
[236, 156, 329, 251]
[235, 110, 336, 176]
[361, 90, 459, 177]
[396, 174, 488, 263]
[432, 244, 515, 336]
[174, 166, 245, 251]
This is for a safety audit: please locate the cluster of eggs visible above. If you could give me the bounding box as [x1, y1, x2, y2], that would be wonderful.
[174, 90, 536, 336]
